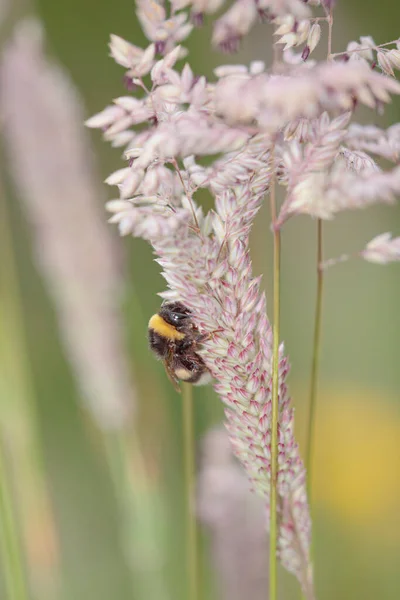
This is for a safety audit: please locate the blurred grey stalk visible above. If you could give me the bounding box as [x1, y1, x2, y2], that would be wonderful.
[197, 428, 269, 600]
[0, 19, 134, 429]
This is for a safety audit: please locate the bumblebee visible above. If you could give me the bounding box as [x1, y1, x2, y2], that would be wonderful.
[148, 301, 212, 392]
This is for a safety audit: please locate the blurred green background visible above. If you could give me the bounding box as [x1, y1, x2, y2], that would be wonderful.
[1, 1, 399, 599]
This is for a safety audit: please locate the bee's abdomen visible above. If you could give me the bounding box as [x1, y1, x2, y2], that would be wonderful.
[174, 367, 194, 381]
[174, 353, 209, 384]
[148, 329, 170, 358]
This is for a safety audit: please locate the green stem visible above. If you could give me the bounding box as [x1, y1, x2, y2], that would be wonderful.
[182, 382, 198, 600]
[104, 430, 130, 509]
[301, 222, 324, 600]
[0, 435, 29, 600]
[305, 219, 324, 506]
[0, 172, 52, 596]
[104, 420, 173, 600]
[269, 164, 280, 600]
[301, 13, 331, 600]
[301, 221, 324, 600]
[304, 0, 332, 554]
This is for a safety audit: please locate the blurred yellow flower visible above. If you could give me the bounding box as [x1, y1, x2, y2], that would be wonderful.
[298, 388, 400, 542]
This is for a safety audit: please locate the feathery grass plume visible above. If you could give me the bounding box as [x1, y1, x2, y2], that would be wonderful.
[197, 427, 269, 600]
[136, 0, 193, 55]
[109, 152, 314, 592]
[105, 129, 313, 590]
[1, 20, 134, 428]
[153, 180, 314, 596]
[361, 233, 400, 264]
[345, 122, 400, 162]
[91, 26, 313, 579]
[88, 0, 400, 596]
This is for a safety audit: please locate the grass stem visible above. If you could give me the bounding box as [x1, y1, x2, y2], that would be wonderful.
[305, 219, 324, 507]
[269, 157, 280, 600]
[304, 4, 332, 576]
[301, 220, 324, 600]
[182, 382, 198, 600]
[303, 12, 332, 593]
[105, 423, 172, 600]
[0, 174, 54, 597]
[301, 223, 324, 600]
[0, 434, 29, 600]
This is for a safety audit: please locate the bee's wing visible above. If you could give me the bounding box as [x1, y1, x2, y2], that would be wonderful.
[162, 357, 181, 393]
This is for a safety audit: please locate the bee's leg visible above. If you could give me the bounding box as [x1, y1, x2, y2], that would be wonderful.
[196, 328, 224, 344]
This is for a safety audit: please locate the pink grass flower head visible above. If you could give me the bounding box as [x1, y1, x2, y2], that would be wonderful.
[153, 178, 313, 595]
[88, 0, 400, 595]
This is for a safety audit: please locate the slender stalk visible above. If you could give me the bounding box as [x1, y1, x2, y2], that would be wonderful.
[304, 0, 332, 550]
[0, 434, 29, 600]
[305, 219, 324, 502]
[182, 382, 198, 600]
[303, 6, 332, 578]
[326, 6, 333, 58]
[171, 159, 200, 232]
[300, 223, 324, 600]
[269, 155, 280, 600]
[331, 39, 396, 59]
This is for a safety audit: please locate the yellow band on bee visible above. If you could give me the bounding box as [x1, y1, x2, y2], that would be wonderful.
[148, 314, 185, 341]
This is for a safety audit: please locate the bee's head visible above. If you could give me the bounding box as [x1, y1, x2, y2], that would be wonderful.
[160, 301, 192, 330]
